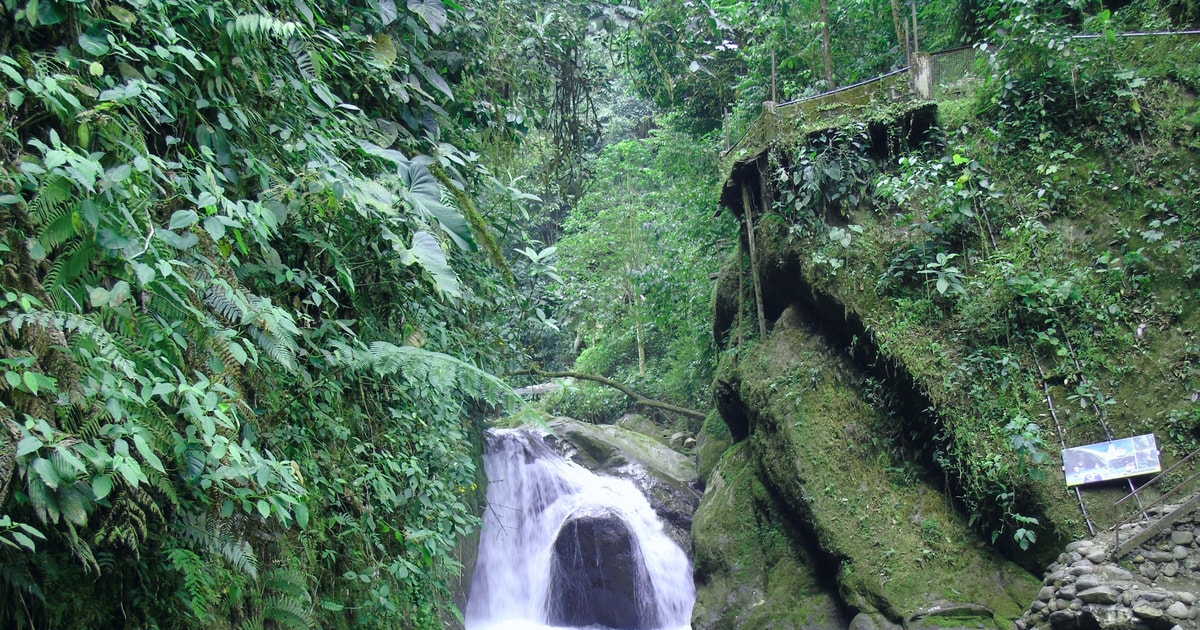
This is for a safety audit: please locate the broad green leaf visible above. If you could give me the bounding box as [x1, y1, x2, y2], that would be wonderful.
[371, 34, 398, 68]
[107, 5, 137, 25]
[78, 29, 112, 56]
[403, 231, 461, 299]
[89, 286, 110, 307]
[92, 474, 113, 500]
[31, 458, 60, 490]
[134, 263, 156, 285]
[6, 90, 22, 108]
[414, 61, 453, 100]
[395, 161, 475, 251]
[22, 371, 55, 395]
[377, 0, 398, 25]
[58, 490, 88, 526]
[203, 215, 226, 240]
[16, 435, 44, 457]
[11, 531, 37, 551]
[132, 433, 165, 473]
[169, 209, 198, 229]
[294, 502, 309, 528]
[407, 0, 447, 34]
[227, 342, 248, 365]
[155, 229, 199, 250]
[257, 499, 271, 519]
[4, 372, 20, 389]
[37, 0, 65, 25]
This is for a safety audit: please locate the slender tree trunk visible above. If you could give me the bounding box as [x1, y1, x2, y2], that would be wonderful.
[737, 239, 745, 351]
[742, 187, 768, 341]
[820, 0, 834, 89]
[624, 207, 646, 377]
[911, 1, 920, 56]
[891, 0, 909, 65]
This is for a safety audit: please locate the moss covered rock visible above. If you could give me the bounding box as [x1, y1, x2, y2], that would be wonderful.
[547, 416, 701, 548]
[692, 443, 848, 630]
[722, 303, 1040, 626]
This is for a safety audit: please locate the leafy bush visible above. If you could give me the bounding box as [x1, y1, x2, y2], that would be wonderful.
[544, 382, 629, 425]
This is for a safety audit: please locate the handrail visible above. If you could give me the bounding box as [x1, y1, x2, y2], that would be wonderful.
[723, 30, 1200, 161]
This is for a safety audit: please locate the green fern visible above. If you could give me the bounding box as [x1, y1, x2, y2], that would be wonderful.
[331, 340, 516, 409]
[261, 568, 314, 629]
[204, 281, 301, 373]
[177, 510, 259, 579]
[167, 547, 218, 623]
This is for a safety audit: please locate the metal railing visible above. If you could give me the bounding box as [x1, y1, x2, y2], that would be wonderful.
[1112, 445, 1200, 558]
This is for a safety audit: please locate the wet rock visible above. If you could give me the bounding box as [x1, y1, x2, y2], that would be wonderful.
[1166, 602, 1191, 620]
[1133, 605, 1164, 620]
[1140, 562, 1160, 580]
[1137, 589, 1169, 603]
[546, 512, 657, 630]
[1048, 609, 1079, 628]
[1077, 586, 1120, 605]
[1170, 530, 1194, 546]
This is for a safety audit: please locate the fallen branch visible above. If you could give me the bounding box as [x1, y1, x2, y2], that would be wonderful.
[509, 369, 707, 421]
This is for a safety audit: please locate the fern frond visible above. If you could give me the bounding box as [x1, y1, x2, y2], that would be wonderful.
[27, 175, 73, 226]
[43, 239, 98, 312]
[263, 593, 314, 630]
[167, 547, 217, 623]
[332, 340, 516, 408]
[288, 39, 316, 80]
[0, 562, 46, 604]
[176, 510, 259, 579]
[226, 14, 304, 41]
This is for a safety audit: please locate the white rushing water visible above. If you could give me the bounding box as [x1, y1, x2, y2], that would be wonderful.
[465, 428, 694, 630]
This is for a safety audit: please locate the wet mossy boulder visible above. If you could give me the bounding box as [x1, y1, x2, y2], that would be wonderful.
[547, 416, 702, 549]
[720, 303, 1040, 627]
[691, 443, 848, 630]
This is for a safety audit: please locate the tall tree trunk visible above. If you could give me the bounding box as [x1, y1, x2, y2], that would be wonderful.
[891, 0, 909, 65]
[821, 0, 835, 89]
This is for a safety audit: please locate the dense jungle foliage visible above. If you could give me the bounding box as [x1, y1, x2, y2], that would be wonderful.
[1, 0, 1198, 627]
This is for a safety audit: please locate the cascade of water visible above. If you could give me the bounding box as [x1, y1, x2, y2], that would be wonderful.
[465, 428, 694, 630]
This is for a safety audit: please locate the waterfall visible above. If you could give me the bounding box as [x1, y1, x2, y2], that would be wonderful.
[465, 428, 695, 630]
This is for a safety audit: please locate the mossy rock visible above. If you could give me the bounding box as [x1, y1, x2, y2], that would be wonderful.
[697, 410, 733, 484]
[691, 443, 848, 630]
[547, 416, 701, 549]
[728, 303, 1040, 626]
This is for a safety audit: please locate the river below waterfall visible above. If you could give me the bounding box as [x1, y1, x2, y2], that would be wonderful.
[465, 428, 695, 630]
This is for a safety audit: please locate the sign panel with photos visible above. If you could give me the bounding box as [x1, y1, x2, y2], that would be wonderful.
[1062, 434, 1160, 487]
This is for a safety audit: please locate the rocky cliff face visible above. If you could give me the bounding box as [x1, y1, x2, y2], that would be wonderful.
[697, 302, 1040, 629]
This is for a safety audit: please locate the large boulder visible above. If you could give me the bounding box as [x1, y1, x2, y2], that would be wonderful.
[691, 442, 848, 630]
[547, 416, 701, 549]
[546, 511, 659, 629]
[713, 303, 1040, 627]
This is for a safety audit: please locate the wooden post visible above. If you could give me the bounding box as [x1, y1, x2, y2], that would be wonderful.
[742, 186, 768, 341]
